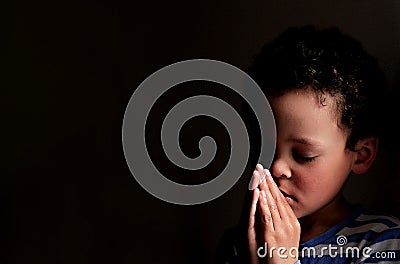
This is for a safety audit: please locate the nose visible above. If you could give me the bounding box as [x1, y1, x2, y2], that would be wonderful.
[270, 156, 292, 180]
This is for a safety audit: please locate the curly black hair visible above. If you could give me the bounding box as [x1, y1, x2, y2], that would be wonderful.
[247, 25, 387, 151]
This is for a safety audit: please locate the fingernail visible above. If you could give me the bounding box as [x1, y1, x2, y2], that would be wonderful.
[256, 163, 264, 170]
[261, 174, 266, 183]
[248, 171, 259, 190]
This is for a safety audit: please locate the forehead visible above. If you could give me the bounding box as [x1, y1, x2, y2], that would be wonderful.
[269, 88, 346, 140]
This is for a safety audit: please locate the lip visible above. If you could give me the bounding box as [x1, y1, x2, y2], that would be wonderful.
[279, 189, 296, 202]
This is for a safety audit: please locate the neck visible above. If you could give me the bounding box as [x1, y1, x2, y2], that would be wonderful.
[299, 192, 355, 243]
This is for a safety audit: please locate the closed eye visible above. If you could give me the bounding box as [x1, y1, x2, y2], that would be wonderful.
[292, 151, 318, 163]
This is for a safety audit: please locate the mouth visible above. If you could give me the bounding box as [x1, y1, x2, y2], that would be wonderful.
[280, 189, 296, 202]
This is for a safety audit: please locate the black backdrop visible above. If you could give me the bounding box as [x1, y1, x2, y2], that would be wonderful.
[2, 0, 400, 263]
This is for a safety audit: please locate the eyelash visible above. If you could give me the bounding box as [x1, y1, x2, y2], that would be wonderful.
[292, 151, 317, 163]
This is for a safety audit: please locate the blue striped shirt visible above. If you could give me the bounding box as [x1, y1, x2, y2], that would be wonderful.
[217, 205, 400, 264]
[298, 205, 400, 263]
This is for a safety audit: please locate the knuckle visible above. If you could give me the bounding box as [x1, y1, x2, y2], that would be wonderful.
[263, 215, 272, 223]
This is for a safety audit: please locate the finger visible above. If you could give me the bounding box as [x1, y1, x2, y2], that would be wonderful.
[257, 164, 294, 221]
[256, 166, 267, 193]
[261, 181, 282, 223]
[264, 169, 284, 201]
[258, 189, 275, 232]
[256, 165, 283, 222]
[248, 168, 263, 190]
[255, 164, 267, 191]
[249, 188, 260, 229]
[248, 188, 259, 264]
[259, 169, 292, 220]
[261, 168, 291, 220]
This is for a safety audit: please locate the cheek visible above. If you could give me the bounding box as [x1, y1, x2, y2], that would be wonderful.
[293, 169, 322, 192]
[329, 146, 356, 171]
[293, 164, 339, 193]
[324, 152, 355, 181]
[294, 160, 350, 197]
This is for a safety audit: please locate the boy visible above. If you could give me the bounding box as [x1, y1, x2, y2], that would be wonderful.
[217, 26, 400, 264]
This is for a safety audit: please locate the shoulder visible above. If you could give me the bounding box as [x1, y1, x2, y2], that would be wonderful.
[340, 206, 400, 241]
[339, 207, 400, 263]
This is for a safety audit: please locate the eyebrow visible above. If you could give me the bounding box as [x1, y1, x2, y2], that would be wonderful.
[290, 137, 323, 147]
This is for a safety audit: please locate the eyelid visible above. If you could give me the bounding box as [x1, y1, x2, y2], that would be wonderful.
[292, 149, 317, 157]
[300, 156, 316, 162]
[292, 150, 319, 162]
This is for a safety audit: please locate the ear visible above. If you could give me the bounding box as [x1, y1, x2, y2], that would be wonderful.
[351, 136, 379, 175]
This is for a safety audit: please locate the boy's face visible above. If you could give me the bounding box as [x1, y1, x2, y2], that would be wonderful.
[269, 88, 357, 219]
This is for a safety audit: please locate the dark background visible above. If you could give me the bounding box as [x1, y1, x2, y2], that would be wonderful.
[2, 0, 400, 263]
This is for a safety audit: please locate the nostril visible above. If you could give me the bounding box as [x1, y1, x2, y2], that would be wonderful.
[274, 174, 291, 181]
